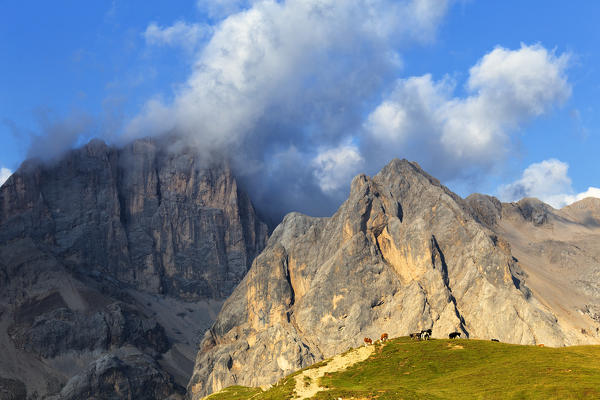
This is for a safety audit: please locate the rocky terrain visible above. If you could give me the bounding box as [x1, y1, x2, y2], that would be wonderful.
[467, 194, 600, 340]
[0, 138, 267, 399]
[188, 159, 600, 398]
[1, 143, 598, 400]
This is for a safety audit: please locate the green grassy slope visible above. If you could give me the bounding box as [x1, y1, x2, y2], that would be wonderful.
[206, 337, 600, 400]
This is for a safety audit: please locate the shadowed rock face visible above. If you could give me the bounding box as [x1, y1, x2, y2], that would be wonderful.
[0, 138, 267, 301]
[56, 352, 184, 400]
[0, 138, 267, 399]
[188, 159, 594, 398]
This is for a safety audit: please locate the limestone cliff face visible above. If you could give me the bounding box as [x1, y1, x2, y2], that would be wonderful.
[188, 159, 589, 398]
[0, 138, 267, 399]
[467, 194, 600, 344]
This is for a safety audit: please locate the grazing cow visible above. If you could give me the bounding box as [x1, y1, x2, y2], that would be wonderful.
[491, 339, 500, 342]
[381, 333, 389, 342]
[448, 332, 461, 339]
[364, 337, 373, 346]
[409, 333, 421, 340]
[420, 329, 432, 341]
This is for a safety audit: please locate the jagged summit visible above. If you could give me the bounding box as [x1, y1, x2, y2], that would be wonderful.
[1, 145, 599, 399]
[187, 158, 597, 398]
[0, 137, 268, 399]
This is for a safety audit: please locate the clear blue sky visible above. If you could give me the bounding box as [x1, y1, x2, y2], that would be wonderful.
[1, 1, 598, 213]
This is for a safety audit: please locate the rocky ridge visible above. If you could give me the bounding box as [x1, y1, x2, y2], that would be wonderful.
[188, 159, 599, 398]
[467, 194, 600, 341]
[0, 137, 267, 399]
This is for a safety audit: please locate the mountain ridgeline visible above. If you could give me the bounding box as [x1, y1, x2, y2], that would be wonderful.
[0, 138, 267, 399]
[0, 139, 599, 400]
[187, 159, 600, 398]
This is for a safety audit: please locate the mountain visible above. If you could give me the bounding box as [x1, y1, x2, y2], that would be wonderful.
[187, 159, 600, 398]
[467, 194, 600, 340]
[0, 138, 267, 399]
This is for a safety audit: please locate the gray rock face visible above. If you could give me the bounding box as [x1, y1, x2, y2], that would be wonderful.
[56, 352, 183, 400]
[0, 377, 27, 400]
[188, 159, 594, 398]
[9, 301, 169, 359]
[0, 138, 267, 399]
[0, 138, 267, 301]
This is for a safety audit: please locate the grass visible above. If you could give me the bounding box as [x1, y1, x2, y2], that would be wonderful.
[204, 376, 297, 400]
[206, 337, 600, 399]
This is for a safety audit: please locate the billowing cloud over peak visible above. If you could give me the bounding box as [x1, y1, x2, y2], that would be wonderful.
[7, 1, 584, 223]
[499, 159, 600, 209]
[364, 44, 571, 181]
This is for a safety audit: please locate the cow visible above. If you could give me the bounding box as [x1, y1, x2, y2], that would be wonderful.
[409, 332, 421, 340]
[380, 333, 389, 342]
[448, 332, 461, 339]
[491, 338, 500, 342]
[420, 329, 432, 341]
[364, 337, 373, 346]
[537, 344, 544, 347]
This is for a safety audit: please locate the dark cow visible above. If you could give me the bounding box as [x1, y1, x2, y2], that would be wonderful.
[364, 337, 373, 346]
[491, 338, 500, 342]
[409, 333, 421, 340]
[380, 333, 389, 342]
[448, 332, 461, 339]
[420, 329, 432, 340]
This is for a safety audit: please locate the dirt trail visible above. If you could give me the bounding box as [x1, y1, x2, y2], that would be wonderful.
[293, 344, 374, 399]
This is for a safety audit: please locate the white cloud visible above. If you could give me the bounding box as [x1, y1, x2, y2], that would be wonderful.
[568, 187, 600, 203]
[129, 0, 451, 148]
[27, 111, 94, 161]
[312, 144, 364, 194]
[126, 0, 453, 219]
[364, 44, 571, 180]
[144, 21, 209, 50]
[498, 159, 600, 208]
[0, 167, 11, 186]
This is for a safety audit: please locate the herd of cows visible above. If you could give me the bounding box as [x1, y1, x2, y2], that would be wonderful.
[362, 331, 503, 345]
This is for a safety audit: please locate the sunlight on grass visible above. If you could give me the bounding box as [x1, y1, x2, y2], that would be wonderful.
[207, 337, 600, 399]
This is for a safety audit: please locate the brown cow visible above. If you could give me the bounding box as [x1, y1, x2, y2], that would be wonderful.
[381, 333, 389, 342]
[409, 333, 420, 340]
[364, 337, 373, 346]
[537, 344, 544, 347]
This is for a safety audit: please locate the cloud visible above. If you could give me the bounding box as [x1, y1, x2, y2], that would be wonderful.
[5, 109, 94, 163]
[128, 4, 580, 222]
[312, 144, 365, 194]
[129, 0, 451, 145]
[144, 21, 209, 50]
[363, 44, 571, 181]
[0, 167, 11, 186]
[125, 0, 453, 219]
[569, 187, 600, 203]
[498, 159, 600, 208]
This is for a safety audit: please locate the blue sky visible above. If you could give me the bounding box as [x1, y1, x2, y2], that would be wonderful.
[1, 0, 598, 217]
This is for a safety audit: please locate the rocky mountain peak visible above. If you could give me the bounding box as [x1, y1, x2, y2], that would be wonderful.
[0, 137, 268, 398]
[466, 193, 503, 227]
[514, 197, 553, 225]
[187, 158, 574, 398]
[559, 197, 600, 227]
